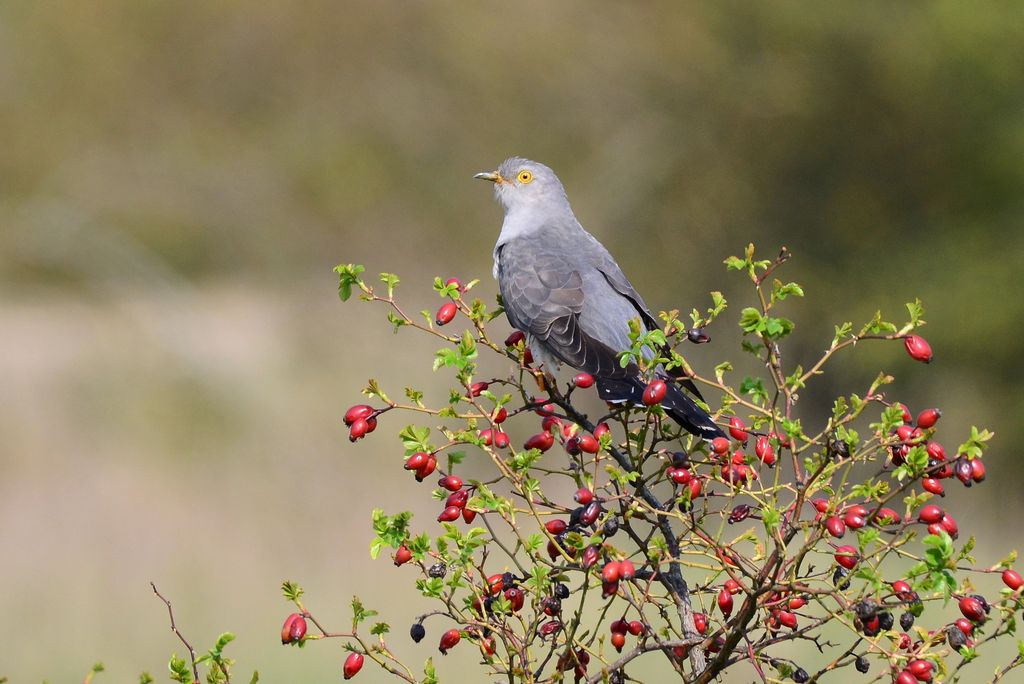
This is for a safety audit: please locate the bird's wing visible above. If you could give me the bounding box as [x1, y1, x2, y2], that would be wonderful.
[593, 250, 660, 331]
[497, 240, 632, 380]
[592, 246, 706, 400]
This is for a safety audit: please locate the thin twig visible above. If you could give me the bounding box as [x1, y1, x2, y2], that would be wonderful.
[150, 582, 200, 684]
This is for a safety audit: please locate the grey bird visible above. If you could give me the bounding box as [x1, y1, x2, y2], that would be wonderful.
[475, 157, 724, 440]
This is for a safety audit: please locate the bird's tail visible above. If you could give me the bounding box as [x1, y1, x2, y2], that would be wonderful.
[597, 375, 725, 441]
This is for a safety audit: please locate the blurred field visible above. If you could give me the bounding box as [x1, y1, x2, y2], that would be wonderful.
[2, 1, 1024, 682]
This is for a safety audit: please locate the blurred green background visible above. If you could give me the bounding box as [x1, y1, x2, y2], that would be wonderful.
[2, 1, 1023, 682]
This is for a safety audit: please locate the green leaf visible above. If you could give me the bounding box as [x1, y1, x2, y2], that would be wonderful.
[334, 264, 366, 301]
[422, 658, 438, 684]
[772, 280, 804, 301]
[724, 256, 747, 271]
[370, 622, 391, 636]
[351, 596, 378, 625]
[380, 272, 400, 297]
[281, 580, 304, 603]
[905, 299, 925, 326]
[738, 307, 763, 333]
[832, 322, 853, 346]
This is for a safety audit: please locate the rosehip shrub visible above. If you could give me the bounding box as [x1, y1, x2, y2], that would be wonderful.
[254, 251, 1021, 683]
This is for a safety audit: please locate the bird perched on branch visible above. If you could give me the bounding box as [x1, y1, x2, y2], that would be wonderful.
[475, 157, 724, 440]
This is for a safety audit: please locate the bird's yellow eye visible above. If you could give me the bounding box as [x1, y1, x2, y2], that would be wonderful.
[517, 170, 534, 184]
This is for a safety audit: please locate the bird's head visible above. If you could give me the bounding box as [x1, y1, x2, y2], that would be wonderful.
[475, 157, 571, 215]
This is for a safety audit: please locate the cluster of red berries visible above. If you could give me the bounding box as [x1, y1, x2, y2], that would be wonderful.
[280, 612, 307, 644]
[343, 404, 378, 442]
[608, 615, 645, 652]
[888, 401, 986, 537]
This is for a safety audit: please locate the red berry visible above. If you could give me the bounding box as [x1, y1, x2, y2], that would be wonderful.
[579, 501, 602, 526]
[642, 379, 667, 406]
[462, 507, 477, 523]
[918, 504, 944, 524]
[493, 430, 509, 448]
[955, 617, 974, 635]
[504, 330, 525, 347]
[811, 498, 830, 513]
[439, 475, 463, 491]
[717, 587, 734, 617]
[835, 545, 859, 570]
[593, 422, 610, 438]
[538, 620, 562, 637]
[916, 408, 941, 429]
[487, 573, 505, 595]
[602, 561, 621, 583]
[1002, 569, 1023, 590]
[693, 613, 708, 634]
[892, 580, 914, 600]
[435, 302, 457, 326]
[405, 452, 429, 471]
[896, 671, 918, 684]
[728, 416, 748, 443]
[439, 628, 461, 654]
[940, 514, 958, 539]
[469, 381, 489, 397]
[524, 432, 555, 452]
[875, 507, 902, 525]
[444, 277, 462, 292]
[343, 404, 374, 426]
[907, 659, 933, 681]
[844, 510, 866, 530]
[574, 488, 594, 505]
[415, 455, 437, 481]
[619, 559, 636, 580]
[523, 348, 533, 364]
[438, 506, 461, 522]
[922, 478, 945, 496]
[668, 467, 693, 485]
[602, 579, 619, 598]
[959, 596, 986, 622]
[755, 435, 776, 466]
[479, 636, 496, 657]
[545, 519, 567, 535]
[897, 424, 923, 444]
[581, 545, 599, 569]
[779, 611, 798, 629]
[490, 407, 507, 424]
[504, 587, 525, 611]
[610, 631, 626, 652]
[711, 436, 730, 455]
[349, 418, 373, 442]
[281, 613, 307, 644]
[970, 458, 986, 482]
[577, 434, 600, 454]
[573, 372, 595, 389]
[445, 490, 469, 509]
[896, 402, 913, 423]
[393, 545, 412, 566]
[825, 516, 846, 538]
[926, 441, 947, 461]
[904, 335, 933, 363]
[627, 620, 645, 636]
[343, 652, 364, 680]
[687, 477, 703, 499]
[788, 596, 806, 610]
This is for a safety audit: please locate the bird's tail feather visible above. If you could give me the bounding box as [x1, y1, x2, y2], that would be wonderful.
[597, 376, 724, 441]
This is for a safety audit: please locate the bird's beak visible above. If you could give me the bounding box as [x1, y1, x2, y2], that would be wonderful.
[474, 171, 503, 183]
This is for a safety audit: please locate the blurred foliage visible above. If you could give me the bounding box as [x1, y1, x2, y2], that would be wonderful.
[1, 1, 1022, 682]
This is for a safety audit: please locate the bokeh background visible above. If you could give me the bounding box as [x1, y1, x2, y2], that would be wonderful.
[2, 1, 1023, 682]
